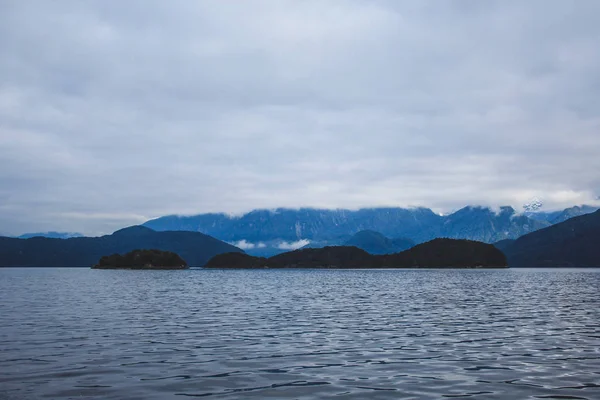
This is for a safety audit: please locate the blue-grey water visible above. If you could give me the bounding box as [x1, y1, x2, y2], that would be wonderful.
[1, 268, 600, 400]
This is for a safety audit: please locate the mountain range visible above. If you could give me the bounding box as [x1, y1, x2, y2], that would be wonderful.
[3, 204, 598, 268]
[0, 226, 242, 267]
[17, 231, 83, 239]
[143, 205, 598, 256]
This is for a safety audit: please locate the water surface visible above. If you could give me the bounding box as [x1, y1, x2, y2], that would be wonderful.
[1, 268, 599, 399]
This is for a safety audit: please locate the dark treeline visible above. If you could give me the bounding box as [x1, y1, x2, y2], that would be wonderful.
[93, 249, 188, 269]
[205, 238, 507, 269]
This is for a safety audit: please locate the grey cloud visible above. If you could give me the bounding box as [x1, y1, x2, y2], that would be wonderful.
[277, 240, 311, 251]
[231, 240, 267, 250]
[1, 1, 600, 235]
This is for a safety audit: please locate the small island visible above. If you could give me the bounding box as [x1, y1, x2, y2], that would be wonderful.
[205, 238, 508, 269]
[92, 249, 189, 270]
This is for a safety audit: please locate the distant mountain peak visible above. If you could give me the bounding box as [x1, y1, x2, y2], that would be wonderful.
[352, 229, 386, 238]
[344, 230, 415, 255]
[499, 206, 516, 214]
[112, 225, 155, 236]
[17, 231, 83, 239]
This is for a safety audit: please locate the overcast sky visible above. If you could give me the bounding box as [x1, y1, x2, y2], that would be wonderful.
[1, 1, 600, 235]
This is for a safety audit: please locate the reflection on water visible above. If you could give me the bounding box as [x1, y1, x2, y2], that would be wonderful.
[1, 268, 599, 399]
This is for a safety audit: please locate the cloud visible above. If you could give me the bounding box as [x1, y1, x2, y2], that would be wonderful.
[1, 1, 600, 235]
[230, 240, 266, 250]
[277, 239, 311, 251]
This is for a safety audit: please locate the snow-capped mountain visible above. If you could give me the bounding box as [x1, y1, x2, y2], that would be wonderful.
[523, 198, 543, 212]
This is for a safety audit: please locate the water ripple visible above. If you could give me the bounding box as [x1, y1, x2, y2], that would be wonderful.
[1, 267, 600, 399]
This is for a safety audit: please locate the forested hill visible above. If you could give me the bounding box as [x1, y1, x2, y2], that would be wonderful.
[499, 209, 600, 267]
[0, 226, 242, 267]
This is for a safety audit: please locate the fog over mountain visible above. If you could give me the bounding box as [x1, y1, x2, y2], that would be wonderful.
[2, 1, 600, 236]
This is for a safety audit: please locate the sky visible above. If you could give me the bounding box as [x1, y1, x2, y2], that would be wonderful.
[1, 1, 600, 236]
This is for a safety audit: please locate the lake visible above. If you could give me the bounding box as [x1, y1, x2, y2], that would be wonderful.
[1, 268, 599, 399]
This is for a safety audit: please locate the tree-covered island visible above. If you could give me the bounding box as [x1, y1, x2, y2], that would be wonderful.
[92, 249, 189, 269]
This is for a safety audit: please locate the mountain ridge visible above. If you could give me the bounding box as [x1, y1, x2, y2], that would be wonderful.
[0, 226, 243, 267]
